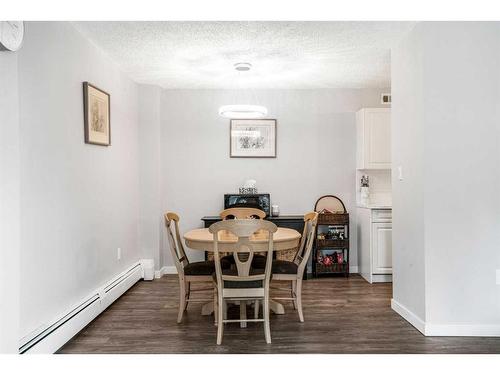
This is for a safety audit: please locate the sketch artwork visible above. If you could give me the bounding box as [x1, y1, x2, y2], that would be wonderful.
[230, 119, 276, 158]
[83, 82, 110, 146]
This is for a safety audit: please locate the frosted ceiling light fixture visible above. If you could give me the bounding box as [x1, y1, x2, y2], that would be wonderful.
[218, 63, 268, 119]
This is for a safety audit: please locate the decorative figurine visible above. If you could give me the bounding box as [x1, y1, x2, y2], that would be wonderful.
[360, 174, 370, 206]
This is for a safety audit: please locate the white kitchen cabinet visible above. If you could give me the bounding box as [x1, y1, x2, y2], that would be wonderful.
[356, 108, 391, 169]
[357, 207, 392, 283]
[372, 222, 393, 274]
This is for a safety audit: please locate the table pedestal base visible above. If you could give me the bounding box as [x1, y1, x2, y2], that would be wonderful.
[269, 299, 285, 314]
[201, 301, 214, 316]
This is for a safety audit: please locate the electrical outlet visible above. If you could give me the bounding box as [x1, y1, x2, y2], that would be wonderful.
[117, 248, 122, 260]
[496, 270, 500, 285]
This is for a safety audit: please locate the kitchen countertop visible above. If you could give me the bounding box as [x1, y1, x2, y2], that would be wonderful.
[357, 204, 392, 209]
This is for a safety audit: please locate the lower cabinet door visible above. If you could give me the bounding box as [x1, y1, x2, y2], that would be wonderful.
[372, 222, 392, 274]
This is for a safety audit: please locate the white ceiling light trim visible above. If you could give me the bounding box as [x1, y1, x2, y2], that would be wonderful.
[218, 104, 268, 119]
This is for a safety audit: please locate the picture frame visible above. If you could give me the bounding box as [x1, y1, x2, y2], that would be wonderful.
[230, 119, 277, 158]
[83, 82, 111, 146]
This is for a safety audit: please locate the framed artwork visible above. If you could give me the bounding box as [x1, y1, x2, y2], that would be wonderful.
[83, 82, 110, 146]
[230, 119, 277, 158]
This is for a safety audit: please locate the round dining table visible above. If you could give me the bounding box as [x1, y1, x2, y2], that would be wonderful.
[183, 226, 301, 319]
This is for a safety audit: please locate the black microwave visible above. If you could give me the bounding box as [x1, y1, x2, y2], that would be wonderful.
[224, 194, 271, 217]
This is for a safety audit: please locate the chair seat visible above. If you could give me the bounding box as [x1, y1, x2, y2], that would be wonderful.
[221, 254, 267, 269]
[272, 260, 298, 275]
[213, 268, 265, 289]
[184, 260, 230, 276]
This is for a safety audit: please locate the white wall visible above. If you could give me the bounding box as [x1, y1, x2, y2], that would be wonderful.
[392, 22, 500, 334]
[391, 24, 426, 322]
[0, 53, 21, 353]
[159, 89, 389, 268]
[138, 85, 162, 268]
[422, 22, 500, 329]
[17, 22, 141, 340]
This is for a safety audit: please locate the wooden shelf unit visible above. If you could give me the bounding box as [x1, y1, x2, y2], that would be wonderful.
[313, 212, 350, 277]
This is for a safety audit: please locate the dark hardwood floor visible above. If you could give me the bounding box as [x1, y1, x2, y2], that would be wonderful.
[58, 275, 500, 354]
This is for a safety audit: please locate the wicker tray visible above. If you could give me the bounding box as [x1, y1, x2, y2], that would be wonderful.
[316, 262, 348, 274]
[316, 239, 349, 248]
[317, 213, 349, 225]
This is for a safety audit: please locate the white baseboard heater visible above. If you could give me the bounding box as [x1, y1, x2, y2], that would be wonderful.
[19, 262, 145, 354]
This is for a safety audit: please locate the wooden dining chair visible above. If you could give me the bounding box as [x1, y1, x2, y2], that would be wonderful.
[209, 219, 277, 345]
[220, 207, 266, 220]
[219, 207, 267, 269]
[164, 212, 230, 323]
[270, 211, 318, 322]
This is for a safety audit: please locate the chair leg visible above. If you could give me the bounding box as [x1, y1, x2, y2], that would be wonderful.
[184, 281, 190, 311]
[177, 278, 186, 324]
[263, 296, 271, 344]
[213, 287, 218, 325]
[291, 280, 297, 310]
[216, 296, 224, 345]
[240, 301, 247, 328]
[254, 300, 259, 319]
[296, 279, 304, 323]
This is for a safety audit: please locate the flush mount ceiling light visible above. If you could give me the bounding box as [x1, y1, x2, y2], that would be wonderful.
[234, 62, 252, 71]
[218, 104, 268, 119]
[218, 62, 268, 119]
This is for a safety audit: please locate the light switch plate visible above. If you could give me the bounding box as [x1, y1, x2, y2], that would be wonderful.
[117, 248, 122, 260]
[496, 269, 500, 285]
[398, 166, 403, 181]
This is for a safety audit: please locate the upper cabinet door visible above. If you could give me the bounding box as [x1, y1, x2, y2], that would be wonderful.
[356, 108, 391, 169]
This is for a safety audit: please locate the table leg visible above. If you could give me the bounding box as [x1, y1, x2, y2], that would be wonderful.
[269, 299, 285, 315]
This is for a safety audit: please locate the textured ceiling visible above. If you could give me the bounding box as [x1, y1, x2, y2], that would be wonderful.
[73, 21, 415, 89]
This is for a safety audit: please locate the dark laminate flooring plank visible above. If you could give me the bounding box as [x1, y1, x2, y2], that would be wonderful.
[58, 275, 500, 354]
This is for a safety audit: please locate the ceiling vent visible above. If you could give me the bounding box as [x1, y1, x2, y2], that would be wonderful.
[381, 93, 392, 105]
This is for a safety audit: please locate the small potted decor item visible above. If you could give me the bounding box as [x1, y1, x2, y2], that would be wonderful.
[360, 175, 370, 206]
[239, 179, 258, 194]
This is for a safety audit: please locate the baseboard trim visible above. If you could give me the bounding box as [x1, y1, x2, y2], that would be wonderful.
[155, 266, 177, 278]
[372, 274, 392, 283]
[391, 298, 426, 335]
[391, 299, 500, 337]
[425, 323, 500, 337]
[158, 265, 356, 277]
[20, 261, 146, 354]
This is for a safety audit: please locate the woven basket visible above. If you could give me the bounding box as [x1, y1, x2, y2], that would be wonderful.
[276, 247, 298, 261]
